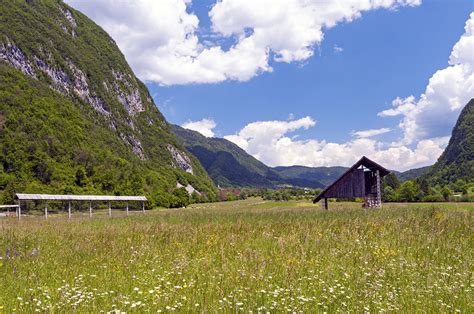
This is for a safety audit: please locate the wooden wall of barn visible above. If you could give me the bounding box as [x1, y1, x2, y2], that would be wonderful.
[324, 169, 366, 198]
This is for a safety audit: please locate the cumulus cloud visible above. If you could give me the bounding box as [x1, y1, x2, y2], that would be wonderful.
[379, 12, 474, 144]
[223, 14, 473, 171]
[182, 118, 217, 137]
[224, 117, 448, 171]
[333, 45, 344, 53]
[65, 0, 420, 85]
[352, 128, 391, 138]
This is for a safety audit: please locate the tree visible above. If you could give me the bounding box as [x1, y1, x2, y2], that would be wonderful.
[190, 191, 201, 204]
[451, 179, 466, 193]
[75, 168, 87, 187]
[398, 181, 418, 202]
[171, 187, 190, 208]
[384, 173, 400, 190]
[441, 186, 452, 201]
[417, 178, 430, 196]
[383, 186, 397, 202]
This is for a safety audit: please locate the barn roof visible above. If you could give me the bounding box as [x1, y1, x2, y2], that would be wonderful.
[15, 194, 147, 202]
[313, 156, 390, 203]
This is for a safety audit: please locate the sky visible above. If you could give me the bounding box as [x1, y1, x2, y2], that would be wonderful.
[66, 0, 473, 171]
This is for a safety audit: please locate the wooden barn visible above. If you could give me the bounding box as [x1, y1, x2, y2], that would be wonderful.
[313, 156, 390, 209]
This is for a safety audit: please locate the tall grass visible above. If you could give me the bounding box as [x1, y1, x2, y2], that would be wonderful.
[0, 199, 472, 312]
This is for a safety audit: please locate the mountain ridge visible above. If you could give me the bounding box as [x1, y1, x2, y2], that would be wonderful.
[173, 125, 452, 188]
[0, 0, 217, 206]
[425, 99, 474, 184]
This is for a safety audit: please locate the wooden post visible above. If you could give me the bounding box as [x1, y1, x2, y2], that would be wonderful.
[17, 202, 21, 221]
[68, 201, 72, 220]
[126, 201, 129, 216]
[108, 202, 112, 217]
[89, 201, 92, 218]
[322, 198, 328, 210]
[45, 203, 48, 220]
[376, 170, 382, 208]
[142, 201, 145, 214]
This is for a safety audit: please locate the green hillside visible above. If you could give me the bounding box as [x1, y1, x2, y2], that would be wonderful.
[394, 166, 431, 182]
[426, 99, 474, 184]
[272, 165, 347, 188]
[172, 125, 281, 187]
[0, 0, 217, 206]
[173, 125, 344, 189]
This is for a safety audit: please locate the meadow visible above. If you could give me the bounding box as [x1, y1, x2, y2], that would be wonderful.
[0, 199, 472, 312]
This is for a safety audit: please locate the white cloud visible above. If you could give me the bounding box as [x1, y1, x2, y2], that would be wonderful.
[224, 117, 448, 171]
[379, 12, 474, 145]
[223, 14, 473, 171]
[182, 118, 217, 137]
[352, 128, 391, 138]
[65, 0, 421, 85]
[333, 45, 344, 53]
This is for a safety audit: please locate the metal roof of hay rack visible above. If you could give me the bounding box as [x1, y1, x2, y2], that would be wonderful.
[14, 194, 147, 220]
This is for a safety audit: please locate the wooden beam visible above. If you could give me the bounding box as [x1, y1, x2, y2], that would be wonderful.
[45, 203, 48, 220]
[126, 201, 129, 216]
[89, 201, 92, 218]
[68, 201, 72, 220]
[376, 169, 382, 208]
[108, 201, 112, 217]
[322, 198, 328, 210]
[142, 201, 145, 214]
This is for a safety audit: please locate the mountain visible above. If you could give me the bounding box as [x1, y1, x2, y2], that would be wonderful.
[0, 0, 217, 206]
[173, 125, 342, 189]
[172, 125, 282, 187]
[394, 166, 432, 182]
[425, 99, 474, 184]
[272, 165, 347, 188]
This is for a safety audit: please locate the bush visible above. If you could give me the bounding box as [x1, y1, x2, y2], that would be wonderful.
[171, 187, 190, 208]
[460, 195, 474, 202]
[423, 194, 444, 202]
[399, 181, 418, 202]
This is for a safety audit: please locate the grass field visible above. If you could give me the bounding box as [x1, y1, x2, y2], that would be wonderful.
[0, 199, 472, 312]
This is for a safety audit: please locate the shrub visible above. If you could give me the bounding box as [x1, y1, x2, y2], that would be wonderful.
[423, 194, 444, 202]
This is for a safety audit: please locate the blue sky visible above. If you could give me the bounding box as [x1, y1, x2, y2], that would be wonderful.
[67, 0, 473, 170]
[149, 0, 471, 142]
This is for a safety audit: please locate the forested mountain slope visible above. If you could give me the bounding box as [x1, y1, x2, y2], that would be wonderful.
[173, 125, 343, 189]
[172, 125, 283, 187]
[425, 99, 474, 184]
[0, 0, 217, 206]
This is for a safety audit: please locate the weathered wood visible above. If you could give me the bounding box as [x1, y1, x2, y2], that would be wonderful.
[108, 202, 112, 217]
[325, 168, 365, 199]
[321, 198, 328, 210]
[89, 201, 92, 218]
[314, 156, 390, 208]
[45, 204, 48, 220]
[126, 201, 129, 216]
[376, 169, 381, 208]
[68, 201, 71, 219]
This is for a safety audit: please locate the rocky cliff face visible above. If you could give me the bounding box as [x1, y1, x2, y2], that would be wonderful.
[0, 0, 217, 205]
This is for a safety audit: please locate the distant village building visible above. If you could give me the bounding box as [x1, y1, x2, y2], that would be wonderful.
[313, 156, 390, 209]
